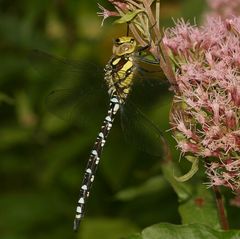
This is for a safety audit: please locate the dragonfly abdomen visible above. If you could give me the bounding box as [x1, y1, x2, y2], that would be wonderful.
[73, 93, 120, 231]
[74, 36, 138, 231]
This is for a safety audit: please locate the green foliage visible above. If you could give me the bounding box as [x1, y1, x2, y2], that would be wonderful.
[113, 10, 145, 24]
[178, 185, 220, 229]
[162, 159, 220, 229]
[79, 218, 139, 239]
[1, 0, 240, 239]
[125, 223, 240, 239]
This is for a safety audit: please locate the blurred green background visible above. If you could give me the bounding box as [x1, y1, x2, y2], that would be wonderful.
[0, 1, 207, 239]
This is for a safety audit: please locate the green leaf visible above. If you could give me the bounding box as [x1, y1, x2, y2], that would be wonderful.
[0, 92, 15, 105]
[161, 160, 220, 228]
[115, 175, 167, 201]
[113, 10, 145, 24]
[79, 218, 139, 239]
[179, 185, 220, 229]
[174, 156, 199, 182]
[15, 91, 37, 128]
[125, 223, 240, 239]
[0, 126, 32, 150]
[161, 160, 192, 201]
[123, 234, 142, 239]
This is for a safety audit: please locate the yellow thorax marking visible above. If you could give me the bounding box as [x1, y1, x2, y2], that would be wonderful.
[116, 60, 133, 79]
[112, 58, 121, 65]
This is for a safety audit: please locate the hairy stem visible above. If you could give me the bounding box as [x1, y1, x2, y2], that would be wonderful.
[212, 185, 229, 230]
[142, 0, 178, 88]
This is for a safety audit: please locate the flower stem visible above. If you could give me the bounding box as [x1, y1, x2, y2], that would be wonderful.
[212, 185, 229, 230]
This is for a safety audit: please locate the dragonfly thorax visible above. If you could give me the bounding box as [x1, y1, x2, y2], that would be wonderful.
[105, 36, 138, 103]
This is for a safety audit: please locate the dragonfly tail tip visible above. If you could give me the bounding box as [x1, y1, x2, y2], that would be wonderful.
[73, 218, 81, 232]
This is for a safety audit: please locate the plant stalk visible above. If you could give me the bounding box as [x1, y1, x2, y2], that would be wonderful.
[212, 185, 229, 230]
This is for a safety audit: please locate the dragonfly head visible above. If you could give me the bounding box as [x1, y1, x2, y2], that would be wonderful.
[112, 36, 137, 56]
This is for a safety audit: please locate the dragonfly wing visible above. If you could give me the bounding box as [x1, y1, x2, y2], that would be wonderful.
[120, 101, 169, 157]
[29, 49, 104, 89]
[46, 87, 109, 128]
[29, 50, 109, 127]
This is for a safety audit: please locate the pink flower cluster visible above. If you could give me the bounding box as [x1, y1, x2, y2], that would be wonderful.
[206, 0, 240, 19]
[163, 17, 240, 190]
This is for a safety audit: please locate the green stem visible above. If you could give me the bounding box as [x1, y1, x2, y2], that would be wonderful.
[212, 185, 229, 230]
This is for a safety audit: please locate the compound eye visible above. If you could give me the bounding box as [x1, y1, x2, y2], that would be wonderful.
[115, 38, 121, 45]
[130, 38, 135, 43]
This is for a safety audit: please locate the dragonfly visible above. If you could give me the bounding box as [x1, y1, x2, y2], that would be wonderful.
[32, 36, 169, 232]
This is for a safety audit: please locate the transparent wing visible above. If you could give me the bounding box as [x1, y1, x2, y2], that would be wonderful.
[122, 61, 171, 157]
[30, 49, 170, 141]
[46, 87, 109, 128]
[128, 69, 171, 115]
[29, 49, 104, 89]
[30, 50, 109, 127]
[120, 101, 169, 157]
[134, 54, 169, 86]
